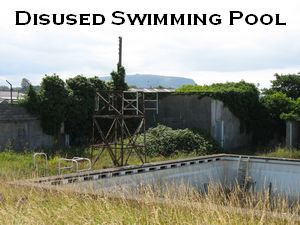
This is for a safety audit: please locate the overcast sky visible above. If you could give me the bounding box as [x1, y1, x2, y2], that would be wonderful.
[0, 0, 299, 88]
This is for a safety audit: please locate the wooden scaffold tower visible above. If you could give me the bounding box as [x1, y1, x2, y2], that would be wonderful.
[92, 90, 158, 166]
[92, 36, 158, 166]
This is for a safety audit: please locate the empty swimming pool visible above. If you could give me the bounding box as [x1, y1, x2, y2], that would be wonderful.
[16, 154, 300, 200]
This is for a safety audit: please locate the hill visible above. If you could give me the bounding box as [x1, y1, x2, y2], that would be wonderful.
[100, 74, 196, 88]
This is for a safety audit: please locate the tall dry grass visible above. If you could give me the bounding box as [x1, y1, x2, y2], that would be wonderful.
[1, 151, 300, 224]
[0, 181, 299, 225]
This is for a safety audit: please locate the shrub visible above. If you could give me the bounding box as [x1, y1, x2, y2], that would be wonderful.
[140, 125, 220, 157]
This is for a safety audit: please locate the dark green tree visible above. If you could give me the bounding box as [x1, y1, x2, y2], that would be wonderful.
[260, 92, 294, 120]
[280, 97, 300, 121]
[65, 75, 107, 145]
[266, 73, 300, 99]
[260, 92, 294, 141]
[22, 84, 40, 115]
[110, 64, 128, 91]
[39, 74, 69, 136]
[89, 76, 108, 91]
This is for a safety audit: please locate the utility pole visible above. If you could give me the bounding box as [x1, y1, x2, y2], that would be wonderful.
[6, 80, 12, 104]
[118, 36, 122, 68]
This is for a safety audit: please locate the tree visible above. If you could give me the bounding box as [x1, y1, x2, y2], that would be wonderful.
[259, 73, 300, 143]
[65, 75, 107, 145]
[260, 92, 294, 120]
[280, 97, 300, 121]
[89, 76, 108, 92]
[110, 64, 128, 91]
[20, 78, 31, 93]
[260, 92, 294, 141]
[267, 73, 300, 99]
[39, 74, 69, 136]
[262, 73, 300, 122]
[22, 84, 40, 115]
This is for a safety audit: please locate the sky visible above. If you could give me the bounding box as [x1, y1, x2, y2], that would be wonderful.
[0, 0, 299, 88]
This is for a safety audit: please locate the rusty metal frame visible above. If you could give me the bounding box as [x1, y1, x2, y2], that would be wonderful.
[92, 91, 150, 167]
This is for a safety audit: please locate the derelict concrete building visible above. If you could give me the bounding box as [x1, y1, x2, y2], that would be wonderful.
[0, 104, 53, 150]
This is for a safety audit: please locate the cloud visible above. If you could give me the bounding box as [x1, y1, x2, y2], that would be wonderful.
[0, 0, 299, 87]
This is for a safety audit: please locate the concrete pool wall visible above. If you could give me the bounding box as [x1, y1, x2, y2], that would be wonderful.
[17, 154, 300, 199]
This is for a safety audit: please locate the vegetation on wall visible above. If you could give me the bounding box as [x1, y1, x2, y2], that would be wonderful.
[22, 74, 109, 145]
[21, 67, 128, 146]
[176, 81, 260, 133]
[21, 72, 300, 149]
[176, 75, 300, 146]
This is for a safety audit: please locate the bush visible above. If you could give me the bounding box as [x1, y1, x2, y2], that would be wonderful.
[140, 125, 220, 157]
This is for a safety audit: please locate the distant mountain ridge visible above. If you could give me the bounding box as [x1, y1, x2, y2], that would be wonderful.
[100, 74, 196, 88]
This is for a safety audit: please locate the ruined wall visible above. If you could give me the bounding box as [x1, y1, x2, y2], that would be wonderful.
[0, 104, 54, 150]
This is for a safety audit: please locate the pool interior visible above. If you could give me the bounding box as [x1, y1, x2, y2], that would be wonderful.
[16, 154, 300, 200]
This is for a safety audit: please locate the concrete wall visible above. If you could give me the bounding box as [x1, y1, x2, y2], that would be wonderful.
[286, 121, 300, 148]
[248, 160, 300, 199]
[211, 99, 252, 150]
[149, 94, 212, 131]
[145, 93, 252, 150]
[72, 159, 228, 194]
[0, 104, 54, 150]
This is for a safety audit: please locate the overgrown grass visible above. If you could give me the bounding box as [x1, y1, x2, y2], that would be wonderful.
[0, 149, 197, 181]
[260, 147, 300, 159]
[0, 182, 299, 224]
[0, 151, 34, 181]
[1, 149, 300, 224]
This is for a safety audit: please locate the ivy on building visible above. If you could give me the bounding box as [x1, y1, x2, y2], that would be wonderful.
[176, 75, 300, 145]
[176, 81, 260, 133]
